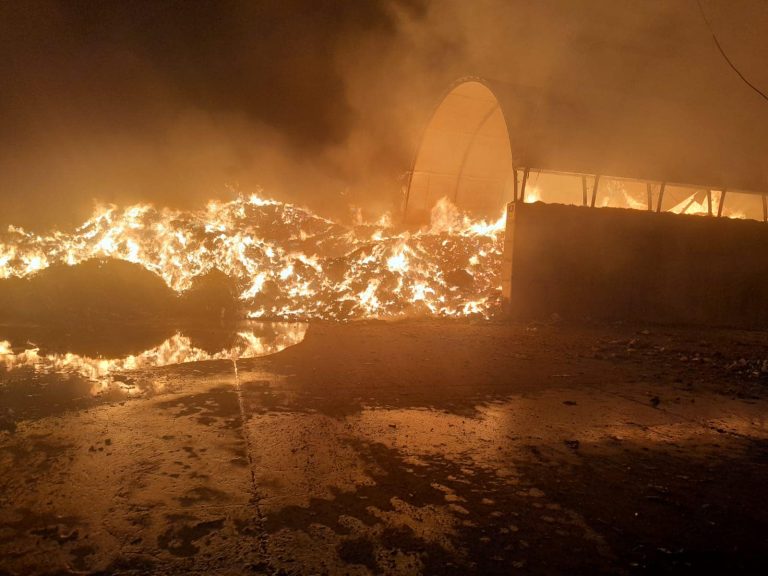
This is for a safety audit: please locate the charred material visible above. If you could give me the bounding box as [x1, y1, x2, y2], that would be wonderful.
[177, 268, 243, 322]
[0, 259, 242, 326]
[0, 259, 175, 325]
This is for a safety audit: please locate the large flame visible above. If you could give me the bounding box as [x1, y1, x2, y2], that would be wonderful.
[0, 194, 505, 320]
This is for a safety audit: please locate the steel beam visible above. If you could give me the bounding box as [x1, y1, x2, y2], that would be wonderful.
[520, 168, 530, 202]
[656, 182, 666, 213]
[590, 175, 601, 208]
[513, 168, 519, 202]
[717, 189, 727, 217]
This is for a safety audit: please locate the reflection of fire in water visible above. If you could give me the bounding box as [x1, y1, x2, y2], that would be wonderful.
[0, 323, 307, 394]
[0, 194, 505, 320]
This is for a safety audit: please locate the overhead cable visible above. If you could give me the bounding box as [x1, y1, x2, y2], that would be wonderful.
[695, 0, 768, 103]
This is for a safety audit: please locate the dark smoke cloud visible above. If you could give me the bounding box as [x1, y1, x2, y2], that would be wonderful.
[56, 0, 427, 149]
[0, 0, 435, 229]
[0, 0, 766, 230]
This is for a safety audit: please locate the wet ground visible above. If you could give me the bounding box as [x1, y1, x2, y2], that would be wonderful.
[1, 319, 767, 575]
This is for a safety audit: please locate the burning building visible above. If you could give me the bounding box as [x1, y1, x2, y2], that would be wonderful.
[3, 4, 768, 576]
[405, 79, 768, 327]
[405, 78, 768, 221]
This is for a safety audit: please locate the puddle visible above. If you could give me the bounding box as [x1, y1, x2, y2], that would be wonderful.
[0, 321, 307, 422]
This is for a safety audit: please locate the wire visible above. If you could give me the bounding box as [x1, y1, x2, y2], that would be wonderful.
[695, 0, 768, 103]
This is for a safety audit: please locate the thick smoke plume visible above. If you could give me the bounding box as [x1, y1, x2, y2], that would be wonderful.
[1, 0, 766, 230]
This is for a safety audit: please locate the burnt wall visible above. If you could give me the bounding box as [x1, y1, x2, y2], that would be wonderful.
[502, 202, 768, 329]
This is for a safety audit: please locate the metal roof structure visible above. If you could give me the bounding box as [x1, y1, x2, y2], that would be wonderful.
[405, 77, 768, 223]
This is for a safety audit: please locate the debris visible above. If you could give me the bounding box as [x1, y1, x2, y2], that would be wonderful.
[549, 313, 562, 324]
[650, 396, 661, 408]
[443, 268, 474, 291]
[0, 409, 16, 434]
[564, 439, 580, 451]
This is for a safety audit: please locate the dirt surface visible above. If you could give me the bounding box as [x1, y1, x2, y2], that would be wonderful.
[1, 319, 767, 575]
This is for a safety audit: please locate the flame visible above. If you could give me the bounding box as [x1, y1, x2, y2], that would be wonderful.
[0, 194, 505, 320]
[668, 190, 746, 219]
[524, 186, 542, 204]
[0, 323, 307, 394]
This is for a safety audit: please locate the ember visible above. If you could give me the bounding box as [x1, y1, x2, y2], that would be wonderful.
[0, 194, 504, 320]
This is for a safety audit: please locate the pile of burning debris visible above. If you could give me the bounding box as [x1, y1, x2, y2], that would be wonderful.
[0, 194, 505, 321]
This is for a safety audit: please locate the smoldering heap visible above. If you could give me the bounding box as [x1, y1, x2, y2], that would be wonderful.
[0, 194, 504, 322]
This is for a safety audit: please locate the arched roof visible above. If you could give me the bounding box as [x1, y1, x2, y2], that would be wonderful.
[485, 75, 767, 193]
[405, 81, 513, 223]
[406, 74, 768, 222]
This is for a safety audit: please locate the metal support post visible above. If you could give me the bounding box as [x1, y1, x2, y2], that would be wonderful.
[582, 176, 588, 206]
[520, 168, 529, 202]
[646, 183, 653, 211]
[590, 175, 601, 208]
[512, 168, 519, 202]
[763, 194, 767, 222]
[706, 190, 713, 216]
[717, 189, 727, 217]
[656, 182, 666, 213]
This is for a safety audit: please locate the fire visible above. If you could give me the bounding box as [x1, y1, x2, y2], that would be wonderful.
[524, 186, 542, 204]
[668, 190, 746, 219]
[386, 243, 410, 273]
[0, 323, 307, 394]
[0, 194, 506, 320]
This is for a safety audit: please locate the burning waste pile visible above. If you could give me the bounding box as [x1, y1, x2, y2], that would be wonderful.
[0, 194, 505, 321]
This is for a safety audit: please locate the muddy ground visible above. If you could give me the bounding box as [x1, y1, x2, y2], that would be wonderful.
[1, 319, 767, 575]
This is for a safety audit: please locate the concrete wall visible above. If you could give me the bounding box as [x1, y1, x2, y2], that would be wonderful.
[502, 202, 768, 329]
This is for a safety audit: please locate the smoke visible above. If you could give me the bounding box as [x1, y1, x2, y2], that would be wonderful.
[0, 0, 435, 229]
[1, 0, 766, 230]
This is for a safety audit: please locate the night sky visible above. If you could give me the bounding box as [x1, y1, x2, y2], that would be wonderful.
[1, 0, 766, 230]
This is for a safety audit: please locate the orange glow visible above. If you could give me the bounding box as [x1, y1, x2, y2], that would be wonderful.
[0, 323, 307, 393]
[668, 190, 746, 219]
[0, 194, 505, 320]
